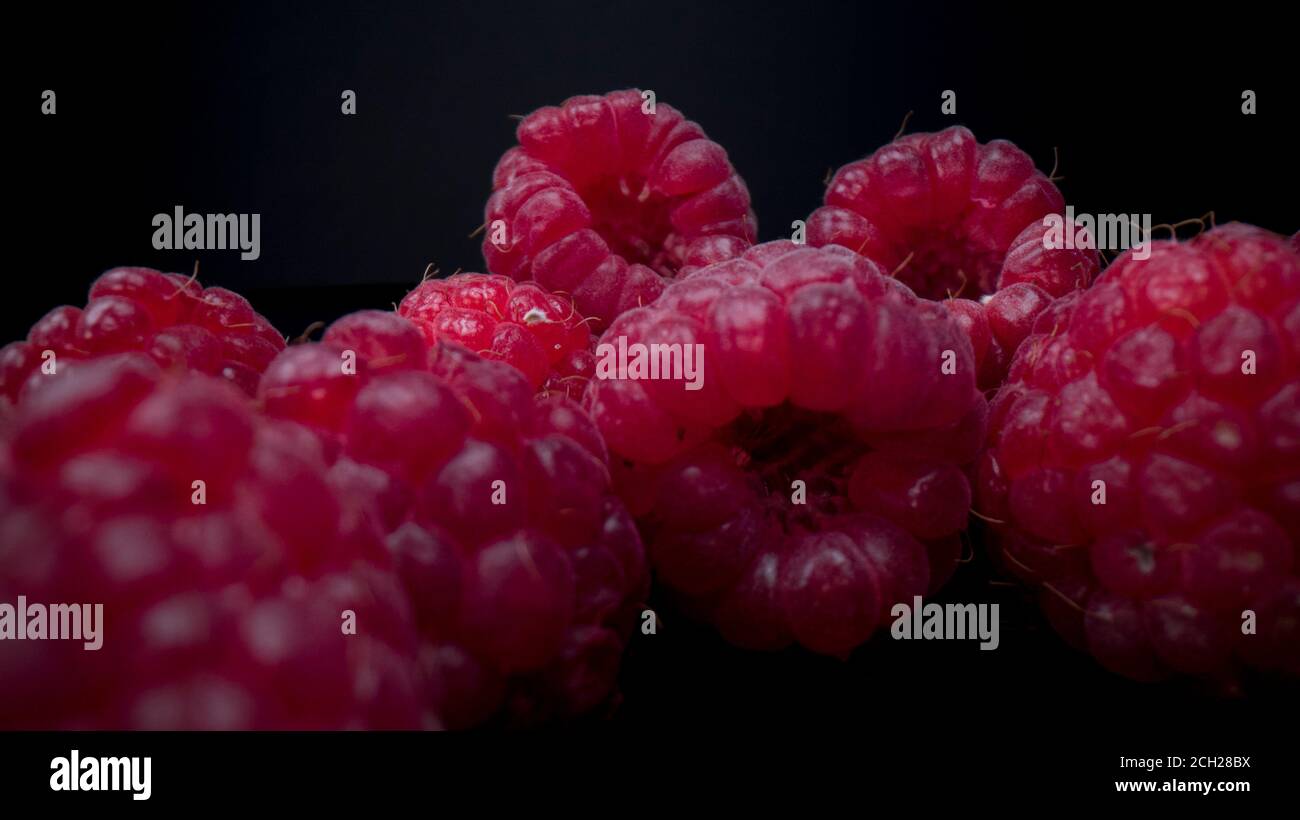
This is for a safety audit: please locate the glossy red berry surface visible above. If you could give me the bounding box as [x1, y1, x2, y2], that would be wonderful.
[482, 90, 757, 327]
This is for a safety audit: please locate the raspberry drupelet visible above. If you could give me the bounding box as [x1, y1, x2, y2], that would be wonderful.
[585, 242, 984, 656]
[0, 267, 284, 405]
[977, 223, 1300, 684]
[396, 272, 596, 398]
[257, 311, 648, 726]
[482, 90, 757, 327]
[0, 356, 427, 729]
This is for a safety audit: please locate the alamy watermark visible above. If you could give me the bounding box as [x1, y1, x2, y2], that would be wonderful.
[50, 750, 151, 801]
[595, 335, 704, 390]
[152, 206, 261, 260]
[890, 596, 999, 650]
[1042, 206, 1152, 260]
[0, 595, 102, 650]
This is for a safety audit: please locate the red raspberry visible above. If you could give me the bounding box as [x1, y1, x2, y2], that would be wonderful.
[977, 223, 1300, 684]
[258, 311, 647, 726]
[809, 127, 1072, 299]
[585, 242, 984, 656]
[808, 128, 1098, 388]
[0, 356, 427, 729]
[482, 89, 757, 327]
[1, 268, 284, 405]
[396, 272, 596, 398]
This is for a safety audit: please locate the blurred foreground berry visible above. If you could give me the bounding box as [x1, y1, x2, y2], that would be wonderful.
[260, 312, 647, 726]
[0, 357, 425, 729]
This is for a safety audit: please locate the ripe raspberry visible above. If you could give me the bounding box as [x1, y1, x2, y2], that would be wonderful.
[0, 356, 427, 729]
[809, 127, 1071, 299]
[482, 89, 757, 327]
[396, 272, 596, 398]
[258, 311, 647, 726]
[1, 268, 284, 405]
[585, 242, 984, 656]
[977, 223, 1300, 683]
[807, 128, 1098, 388]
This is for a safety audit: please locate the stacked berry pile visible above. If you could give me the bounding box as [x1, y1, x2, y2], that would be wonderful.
[2, 90, 1295, 730]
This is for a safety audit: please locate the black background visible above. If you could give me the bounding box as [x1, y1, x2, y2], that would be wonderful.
[6, 0, 1298, 754]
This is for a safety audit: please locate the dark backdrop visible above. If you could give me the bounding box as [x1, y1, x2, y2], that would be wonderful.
[8, 1, 1297, 741]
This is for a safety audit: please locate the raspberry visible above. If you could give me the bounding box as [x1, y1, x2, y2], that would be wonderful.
[258, 312, 647, 726]
[1, 268, 284, 405]
[585, 242, 984, 656]
[809, 127, 1071, 298]
[808, 128, 1098, 388]
[0, 357, 427, 729]
[396, 272, 596, 398]
[977, 224, 1300, 683]
[482, 90, 757, 327]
